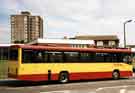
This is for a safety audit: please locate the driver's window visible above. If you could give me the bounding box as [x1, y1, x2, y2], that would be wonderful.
[123, 55, 132, 64]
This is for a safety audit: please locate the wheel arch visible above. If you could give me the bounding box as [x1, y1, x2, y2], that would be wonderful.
[113, 69, 120, 74]
[59, 71, 69, 74]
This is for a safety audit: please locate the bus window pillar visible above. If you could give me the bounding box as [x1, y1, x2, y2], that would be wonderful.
[18, 48, 22, 65]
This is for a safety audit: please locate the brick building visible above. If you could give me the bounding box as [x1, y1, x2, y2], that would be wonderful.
[71, 35, 119, 48]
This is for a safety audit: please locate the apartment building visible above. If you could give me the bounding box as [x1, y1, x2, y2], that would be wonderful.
[11, 11, 43, 43]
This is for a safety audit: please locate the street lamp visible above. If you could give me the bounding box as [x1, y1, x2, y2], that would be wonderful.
[123, 20, 132, 48]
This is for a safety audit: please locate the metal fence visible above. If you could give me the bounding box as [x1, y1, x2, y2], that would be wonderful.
[0, 47, 9, 79]
[0, 60, 7, 79]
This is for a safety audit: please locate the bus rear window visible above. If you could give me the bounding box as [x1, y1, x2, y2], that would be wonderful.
[9, 49, 18, 61]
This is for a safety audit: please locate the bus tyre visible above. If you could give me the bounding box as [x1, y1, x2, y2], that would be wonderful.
[59, 72, 69, 83]
[112, 71, 120, 80]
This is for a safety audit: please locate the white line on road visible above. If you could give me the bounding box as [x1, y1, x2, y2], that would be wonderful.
[95, 88, 103, 91]
[120, 89, 126, 93]
[40, 90, 96, 93]
[40, 90, 71, 93]
[96, 85, 128, 92]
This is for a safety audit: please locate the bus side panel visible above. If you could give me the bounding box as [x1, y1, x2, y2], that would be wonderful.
[17, 74, 58, 81]
[52, 63, 132, 81]
[69, 71, 132, 80]
[8, 61, 19, 78]
[113, 63, 133, 78]
[16, 71, 132, 81]
[17, 74, 48, 81]
[120, 71, 132, 77]
[17, 63, 132, 81]
[18, 64, 52, 81]
[69, 72, 112, 80]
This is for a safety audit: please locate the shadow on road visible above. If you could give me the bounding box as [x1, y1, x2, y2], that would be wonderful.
[0, 79, 60, 87]
[0, 78, 129, 87]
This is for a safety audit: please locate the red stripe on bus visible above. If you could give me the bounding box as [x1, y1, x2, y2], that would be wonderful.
[70, 71, 132, 80]
[8, 71, 132, 81]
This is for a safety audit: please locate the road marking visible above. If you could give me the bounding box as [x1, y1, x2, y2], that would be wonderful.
[96, 85, 128, 91]
[88, 92, 96, 93]
[95, 88, 103, 91]
[40, 90, 96, 93]
[40, 90, 71, 93]
[120, 89, 126, 93]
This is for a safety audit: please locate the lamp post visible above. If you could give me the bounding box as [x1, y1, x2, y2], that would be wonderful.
[123, 20, 132, 48]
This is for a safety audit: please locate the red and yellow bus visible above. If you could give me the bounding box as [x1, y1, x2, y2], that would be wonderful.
[8, 45, 133, 83]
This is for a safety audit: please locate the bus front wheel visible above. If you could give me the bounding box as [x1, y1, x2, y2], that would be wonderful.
[59, 72, 69, 83]
[112, 71, 120, 80]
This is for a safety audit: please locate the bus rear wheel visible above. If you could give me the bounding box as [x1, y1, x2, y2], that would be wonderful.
[112, 71, 120, 80]
[59, 72, 69, 83]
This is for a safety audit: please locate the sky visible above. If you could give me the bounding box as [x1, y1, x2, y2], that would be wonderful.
[1, 0, 135, 46]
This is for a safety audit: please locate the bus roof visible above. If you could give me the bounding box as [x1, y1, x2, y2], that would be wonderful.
[28, 38, 94, 45]
[0, 44, 24, 47]
[10, 45, 131, 53]
[0, 44, 11, 47]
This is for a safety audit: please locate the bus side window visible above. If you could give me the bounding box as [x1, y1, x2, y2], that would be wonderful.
[79, 52, 95, 62]
[43, 51, 48, 62]
[36, 52, 43, 62]
[116, 53, 123, 62]
[64, 52, 79, 62]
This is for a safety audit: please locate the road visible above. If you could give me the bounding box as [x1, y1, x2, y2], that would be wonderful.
[0, 78, 135, 93]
